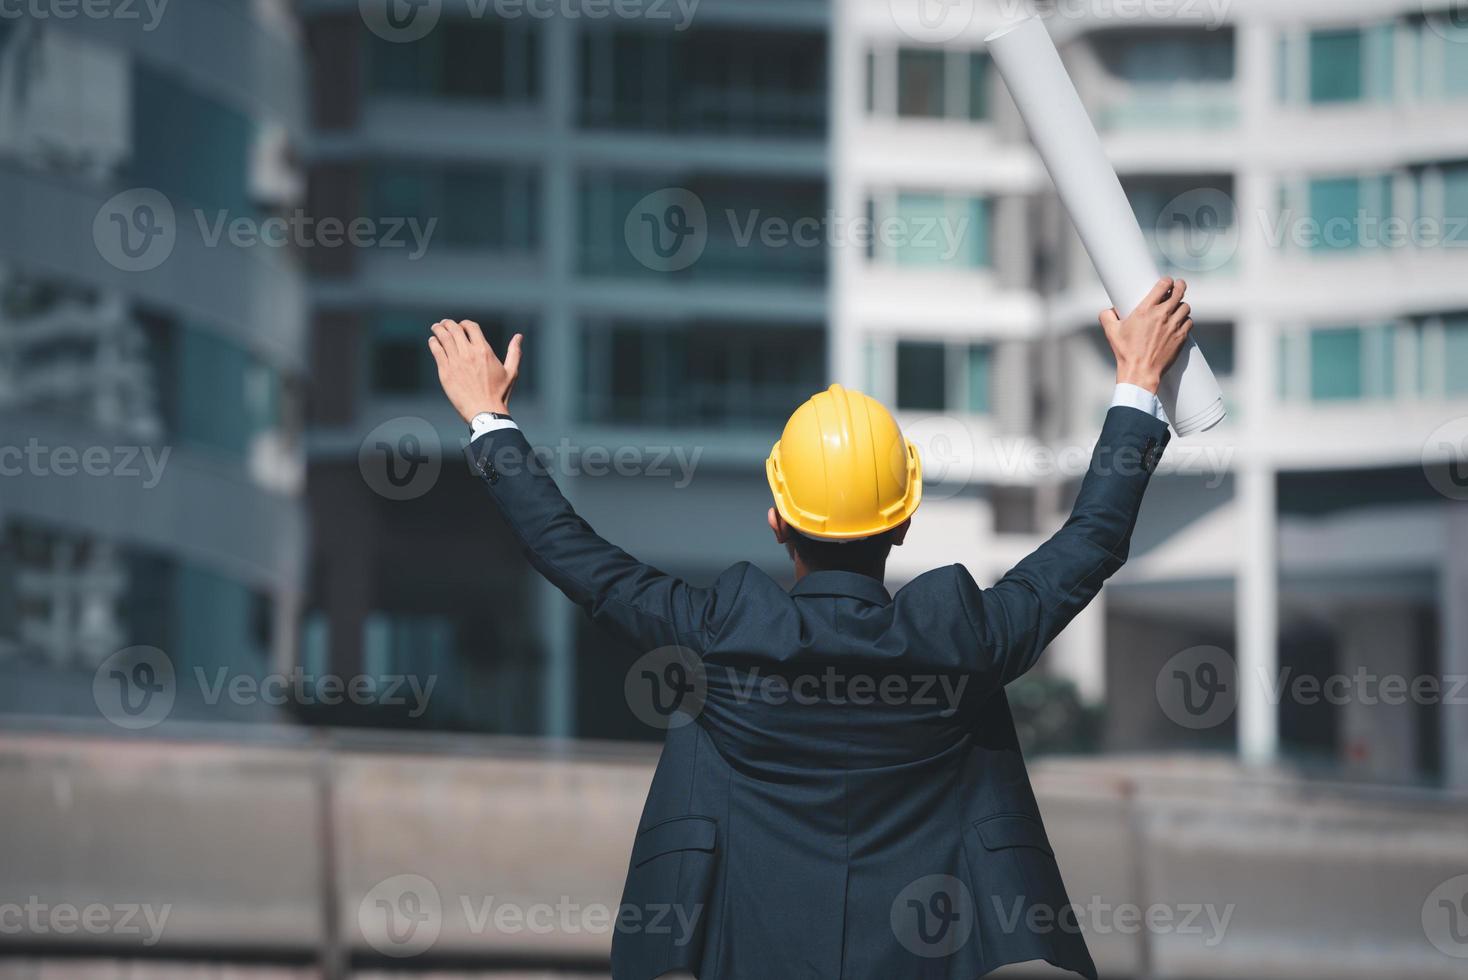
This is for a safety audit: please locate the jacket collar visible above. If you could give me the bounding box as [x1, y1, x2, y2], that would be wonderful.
[789, 570, 892, 606]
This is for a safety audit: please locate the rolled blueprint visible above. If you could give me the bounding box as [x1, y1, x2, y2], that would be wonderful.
[986, 16, 1226, 436]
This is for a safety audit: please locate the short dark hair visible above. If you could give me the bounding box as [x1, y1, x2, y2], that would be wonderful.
[787, 527, 899, 574]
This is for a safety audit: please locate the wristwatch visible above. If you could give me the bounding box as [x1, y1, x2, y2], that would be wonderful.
[469, 411, 515, 439]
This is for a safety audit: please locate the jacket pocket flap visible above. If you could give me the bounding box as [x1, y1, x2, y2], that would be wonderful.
[975, 815, 1054, 855]
[632, 816, 717, 867]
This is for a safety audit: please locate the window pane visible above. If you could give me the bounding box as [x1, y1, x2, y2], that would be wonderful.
[896, 341, 946, 411]
[968, 53, 988, 120]
[1310, 327, 1363, 401]
[897, 49, 945, 118]
[1446, 316, 1468, 397]
[966, 345, 991, 413]
[1308, 176, 1362, 250]
[1310, 29, 1364, 103]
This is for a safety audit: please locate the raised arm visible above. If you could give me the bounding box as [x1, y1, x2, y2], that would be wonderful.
[429, 320, 732, 654]
[961, 278, 1193, 686]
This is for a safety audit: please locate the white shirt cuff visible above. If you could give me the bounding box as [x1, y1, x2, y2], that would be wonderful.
[469, 416, 519, 440]
[1110, 383, 1169, 423]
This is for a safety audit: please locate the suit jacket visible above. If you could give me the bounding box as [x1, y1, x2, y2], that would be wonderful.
[468, 405, 1170, 980]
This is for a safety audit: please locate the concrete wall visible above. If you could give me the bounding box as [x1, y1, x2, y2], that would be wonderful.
[1, 732, 1465, 979]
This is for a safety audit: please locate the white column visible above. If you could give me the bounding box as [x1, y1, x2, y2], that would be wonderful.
[1236, 461, 1278, 765]
[1233, 16, 1280, 768]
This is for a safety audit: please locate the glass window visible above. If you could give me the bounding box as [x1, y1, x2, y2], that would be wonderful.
[968, 53, 989, 120]
[368, 21, 538, 102]
[896, 341, 946, 411]
[897, 49, 945, 118]
[880, 193, 990, 269]
[1307, 175, 1390, 251]
[580, 320, 824, 427]
[1309, 29, 1364, 103]
[966, 345, 992, 414]
[130, 66, 254, 216]
[1310, 327, 1363, 400]
[369, 164, 539, 251]
[578, 28, 826, 136]
[369, 311, 533, 396]
[1446, 316, 1468, 397]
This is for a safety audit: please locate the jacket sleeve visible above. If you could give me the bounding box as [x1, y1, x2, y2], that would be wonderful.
[467, 426, 739, 654]
[959, 405, 1170, 686]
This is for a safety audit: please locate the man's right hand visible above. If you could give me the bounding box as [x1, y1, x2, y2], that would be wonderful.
[1099, 277, 1193, 394]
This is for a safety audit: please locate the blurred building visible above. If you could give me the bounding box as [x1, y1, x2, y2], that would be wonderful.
[297, 0, 831, 738]
[0, 4, 308, 721]
[833, 0, 1468, 788]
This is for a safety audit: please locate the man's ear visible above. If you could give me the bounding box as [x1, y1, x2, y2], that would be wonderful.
[767, 507, 792, 544]
[890, 518, 912, 547]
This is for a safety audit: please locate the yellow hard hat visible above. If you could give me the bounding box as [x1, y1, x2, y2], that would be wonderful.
[766, 384, 922, 541]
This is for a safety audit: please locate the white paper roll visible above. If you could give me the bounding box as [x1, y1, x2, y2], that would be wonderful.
[986, 16, 1226, 436]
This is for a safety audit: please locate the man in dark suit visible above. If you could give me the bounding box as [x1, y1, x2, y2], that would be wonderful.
[428, 277, 1193, 979]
